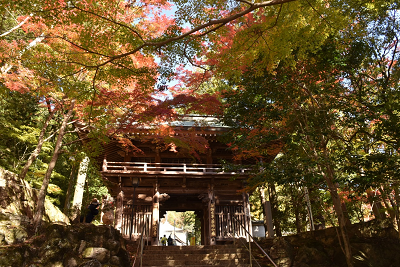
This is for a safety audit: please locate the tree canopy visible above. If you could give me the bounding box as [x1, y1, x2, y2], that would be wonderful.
[1, 1, 400, 266]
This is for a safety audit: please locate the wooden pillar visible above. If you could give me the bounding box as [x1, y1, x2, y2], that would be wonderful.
[151, 180, 160, 245]
[196, 210, 205, 245]
[207, 148, 212, 170]
[124, 152, 131, 162]
[155, 148, 161, 171]
[115, 190, 124, 232]
[242, 192, 252, 241]
[208, 183, 216, 245]
[155, 148, 161, 163]
[202, 208, 208, 245]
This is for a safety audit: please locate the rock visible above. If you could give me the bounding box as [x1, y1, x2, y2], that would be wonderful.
[47, 261, 63, 267]
[110, 256, 120, 265]
[44, 197, 70, 224]
[78, 259, 102, 267]
[107, 240, 120, 256]
[65, 257, 78, 267]
[78, 240, 87, 254]
[0, 168, 131, 266]
[102, 211, 114, 226]
[0, 224, 130, 266]
[0, 249, 23, 266]
[14, 226, 28, 242]
[0, 167, 70, 246]
[270, 237, 293, 267]
[82, 247, 111, 263]
[293, 245, 329, 266]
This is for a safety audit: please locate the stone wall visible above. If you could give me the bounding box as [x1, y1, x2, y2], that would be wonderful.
[0, 168, 131, 266]
[0, 223, 130, 267]
[254, 219, 400, 267]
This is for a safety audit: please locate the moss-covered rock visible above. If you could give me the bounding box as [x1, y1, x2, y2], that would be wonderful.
[0, 167, 70, 246]
[0, 224, 130, 267]
[82, 247, 110, 263]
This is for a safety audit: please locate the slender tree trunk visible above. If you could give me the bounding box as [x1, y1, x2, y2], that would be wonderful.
[19, 106, 55, 180]
[292, 191, 302, 234]
[324, 163, 353, 267]
[268, 183, 282, 237]
[71, 156, 90, 222]
[367, 188, 385, 220]
[63, 164, 77, 215]
[379, 186, 396, 226]
[259, 186, 275, 237]
[33, 100, 75, 233]
[388, 193, 399, 230]
[393, 185, 400, 238]
[304, 186, 315, 231]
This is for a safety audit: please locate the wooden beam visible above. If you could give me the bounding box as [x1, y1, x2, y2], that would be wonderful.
[209, 183, 216, 245]
[151, 181, 160, 245]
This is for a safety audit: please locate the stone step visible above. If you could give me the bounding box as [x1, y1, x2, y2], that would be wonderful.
[128, 241, 274, 267]
[143, 248, 247, 254]
[142, 258, 250, 266]
[142, 252, 249, 260]
[144, 244, 238, 250]
[144, 266, 250, 267]
[139, 245, 250, 266]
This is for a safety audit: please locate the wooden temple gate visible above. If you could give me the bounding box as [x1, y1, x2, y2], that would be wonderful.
[105, 159, 253, 245]
[90, 117, 267, 245]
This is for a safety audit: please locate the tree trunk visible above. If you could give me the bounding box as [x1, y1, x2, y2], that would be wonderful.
[292, 191, 302, 234]
[63, 164, 77, 215]
[393, 185, 400, 238]
[367, 188, 385, 220]
[33, 100, 75, 233]
[379, 186, 396, 226]
[259, 187, 268, 235]
[304, 186, 315, 231]
[71, 156, 90, 222]
[268, 183, 282, 237]
[19, 106, 55, 180]
[259, 186, 275, 237]
[324, 164, 353, 267]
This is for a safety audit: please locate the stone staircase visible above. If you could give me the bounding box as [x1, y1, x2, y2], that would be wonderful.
[138, 244, 251, 267]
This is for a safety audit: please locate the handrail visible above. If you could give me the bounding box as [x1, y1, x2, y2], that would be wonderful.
[103, 161, 250, 175]
[132, 218, 147, 267]
[232, 216, 277, 267]
[174, 235, 186, 245]
[235, 236, 259, 267]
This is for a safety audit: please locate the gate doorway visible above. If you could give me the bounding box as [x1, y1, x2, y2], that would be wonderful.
[159, 193, 204, 245]
[159, 211, 201, 246]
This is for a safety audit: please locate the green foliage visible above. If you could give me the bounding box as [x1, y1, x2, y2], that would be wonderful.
[0, 90, 40, 171]
[81, 162, 108, 209]
[220, 5, 400, 230]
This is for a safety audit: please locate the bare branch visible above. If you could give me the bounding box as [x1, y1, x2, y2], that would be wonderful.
[71, 3, 145, 42]
[95, 0, 296, 67]
[0, 15, 31, 37]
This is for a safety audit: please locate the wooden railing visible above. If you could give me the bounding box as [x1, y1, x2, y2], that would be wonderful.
[121, 204, 152, 240]
[215, 205, 249, 240]
[102, 161, 249, 175]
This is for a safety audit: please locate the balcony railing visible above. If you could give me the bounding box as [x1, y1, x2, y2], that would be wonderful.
[102, 161, 249, 176]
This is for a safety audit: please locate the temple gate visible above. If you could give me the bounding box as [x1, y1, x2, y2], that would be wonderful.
[92, 117, 257, 245]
